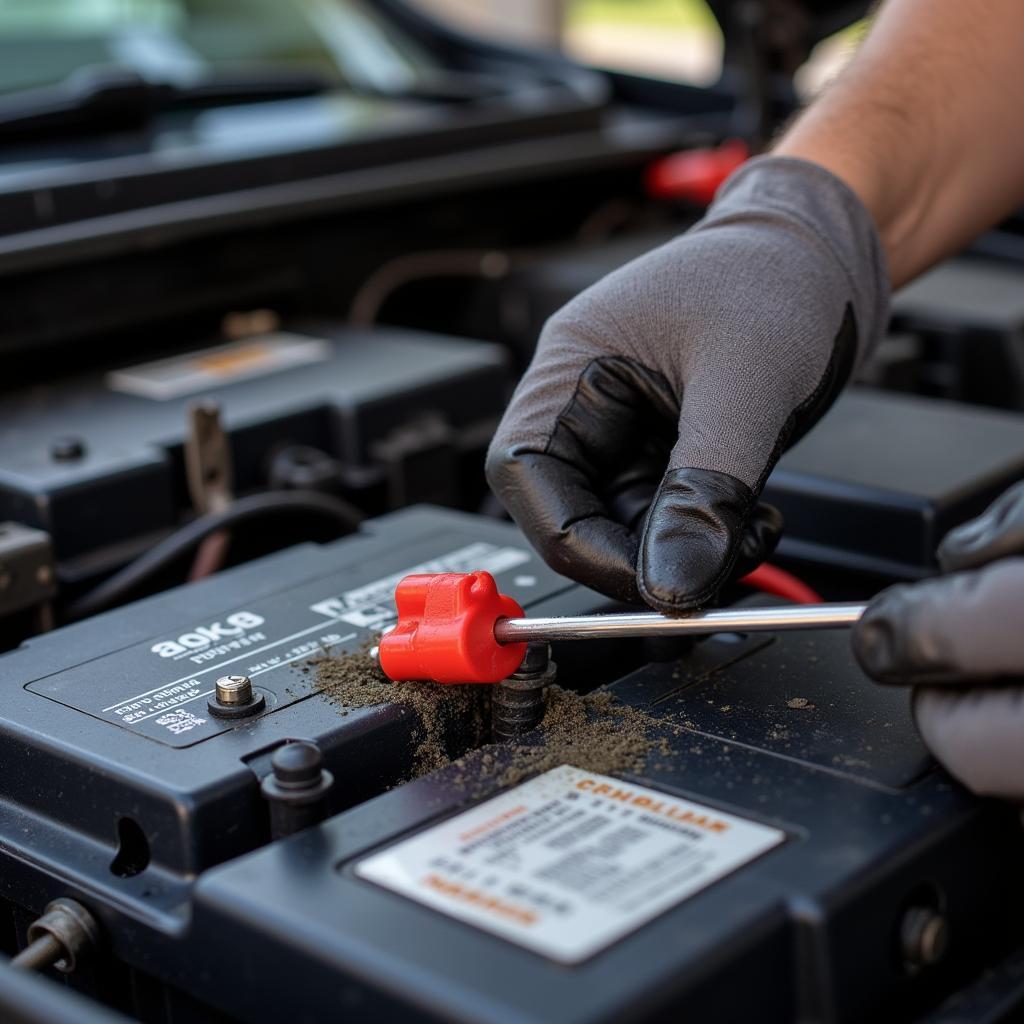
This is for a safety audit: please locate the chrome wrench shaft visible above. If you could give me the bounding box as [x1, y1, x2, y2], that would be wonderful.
[492, 603, 866, 644]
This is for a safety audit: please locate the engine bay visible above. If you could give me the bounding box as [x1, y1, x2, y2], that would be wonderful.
[3, 2, 1024, 1021]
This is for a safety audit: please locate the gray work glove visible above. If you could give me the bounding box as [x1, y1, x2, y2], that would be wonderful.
[487, 156, 890, 612]
[853, 482, 1024, 800]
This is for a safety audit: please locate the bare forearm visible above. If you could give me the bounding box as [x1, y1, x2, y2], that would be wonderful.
[775, 0, 1024, 286]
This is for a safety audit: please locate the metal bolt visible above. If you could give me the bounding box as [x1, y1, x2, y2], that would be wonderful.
[900, 906, 949, 971]
[492, 643, 555, 743]
[208, 674, 266, 719]
[216, 674, 253, 705]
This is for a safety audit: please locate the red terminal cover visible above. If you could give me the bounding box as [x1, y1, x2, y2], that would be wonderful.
[645, 139, 750, 206]
[379, 571, 526, 684]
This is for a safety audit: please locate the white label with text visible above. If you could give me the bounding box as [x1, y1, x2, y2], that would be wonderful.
[310, 543, 531, 627]
[356, 765, 785, 963]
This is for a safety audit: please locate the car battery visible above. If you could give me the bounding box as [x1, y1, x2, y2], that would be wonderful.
[0, 505, 638, 1021]
[888, 258, 1024, 408]
[0, 322, 510, 585]
[0, 505, 1020, 1022]
[763, 387, 1024, 585]
[186, 627, 1024, 1024]
[0, 507, 619, 877]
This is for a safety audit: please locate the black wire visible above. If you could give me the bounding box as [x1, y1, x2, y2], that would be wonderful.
[64, 490, 364, 622]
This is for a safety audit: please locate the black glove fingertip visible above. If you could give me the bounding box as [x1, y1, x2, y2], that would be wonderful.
[638, 467, 757, 613]
[937, 480, 1024, 573]
[851, 593, 905, 684]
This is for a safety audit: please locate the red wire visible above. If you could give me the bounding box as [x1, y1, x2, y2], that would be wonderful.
[739, 563, 822, 605]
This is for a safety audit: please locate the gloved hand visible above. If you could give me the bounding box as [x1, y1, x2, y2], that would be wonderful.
[486, 156, 890, 612]
[853, 482, 1024, 800]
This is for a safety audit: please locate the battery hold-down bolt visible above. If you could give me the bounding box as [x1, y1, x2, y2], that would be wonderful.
[11, 898, 100, 973]
[261, 741, 335, 840]
[208, 674, 266, 719]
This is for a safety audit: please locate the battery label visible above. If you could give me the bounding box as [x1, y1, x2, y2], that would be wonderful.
[309, 543, 530, 628]
[356, 765, 785, 964]
[27, 538, 553, 748]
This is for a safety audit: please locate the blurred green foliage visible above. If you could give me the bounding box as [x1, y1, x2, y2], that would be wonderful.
[568, 0, 718, 33]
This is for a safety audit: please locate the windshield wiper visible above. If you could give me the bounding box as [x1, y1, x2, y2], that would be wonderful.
[0, 66, 332, 141]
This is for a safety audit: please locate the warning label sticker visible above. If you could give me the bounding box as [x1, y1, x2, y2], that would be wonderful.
[355, 765, 785, 963]
[309, 542, 530, 629]
[107, 332, 331, 400]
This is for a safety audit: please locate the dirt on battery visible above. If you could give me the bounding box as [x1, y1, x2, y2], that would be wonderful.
[312, 650, 674, 790]
[458, 686, 676, 796]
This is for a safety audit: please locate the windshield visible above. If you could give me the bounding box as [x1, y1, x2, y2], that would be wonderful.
[0, 0, 436, 96]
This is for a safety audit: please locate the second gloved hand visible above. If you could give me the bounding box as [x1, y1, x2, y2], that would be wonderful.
[853, 481, 1024, 801]
[487, 156, 889, 612]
